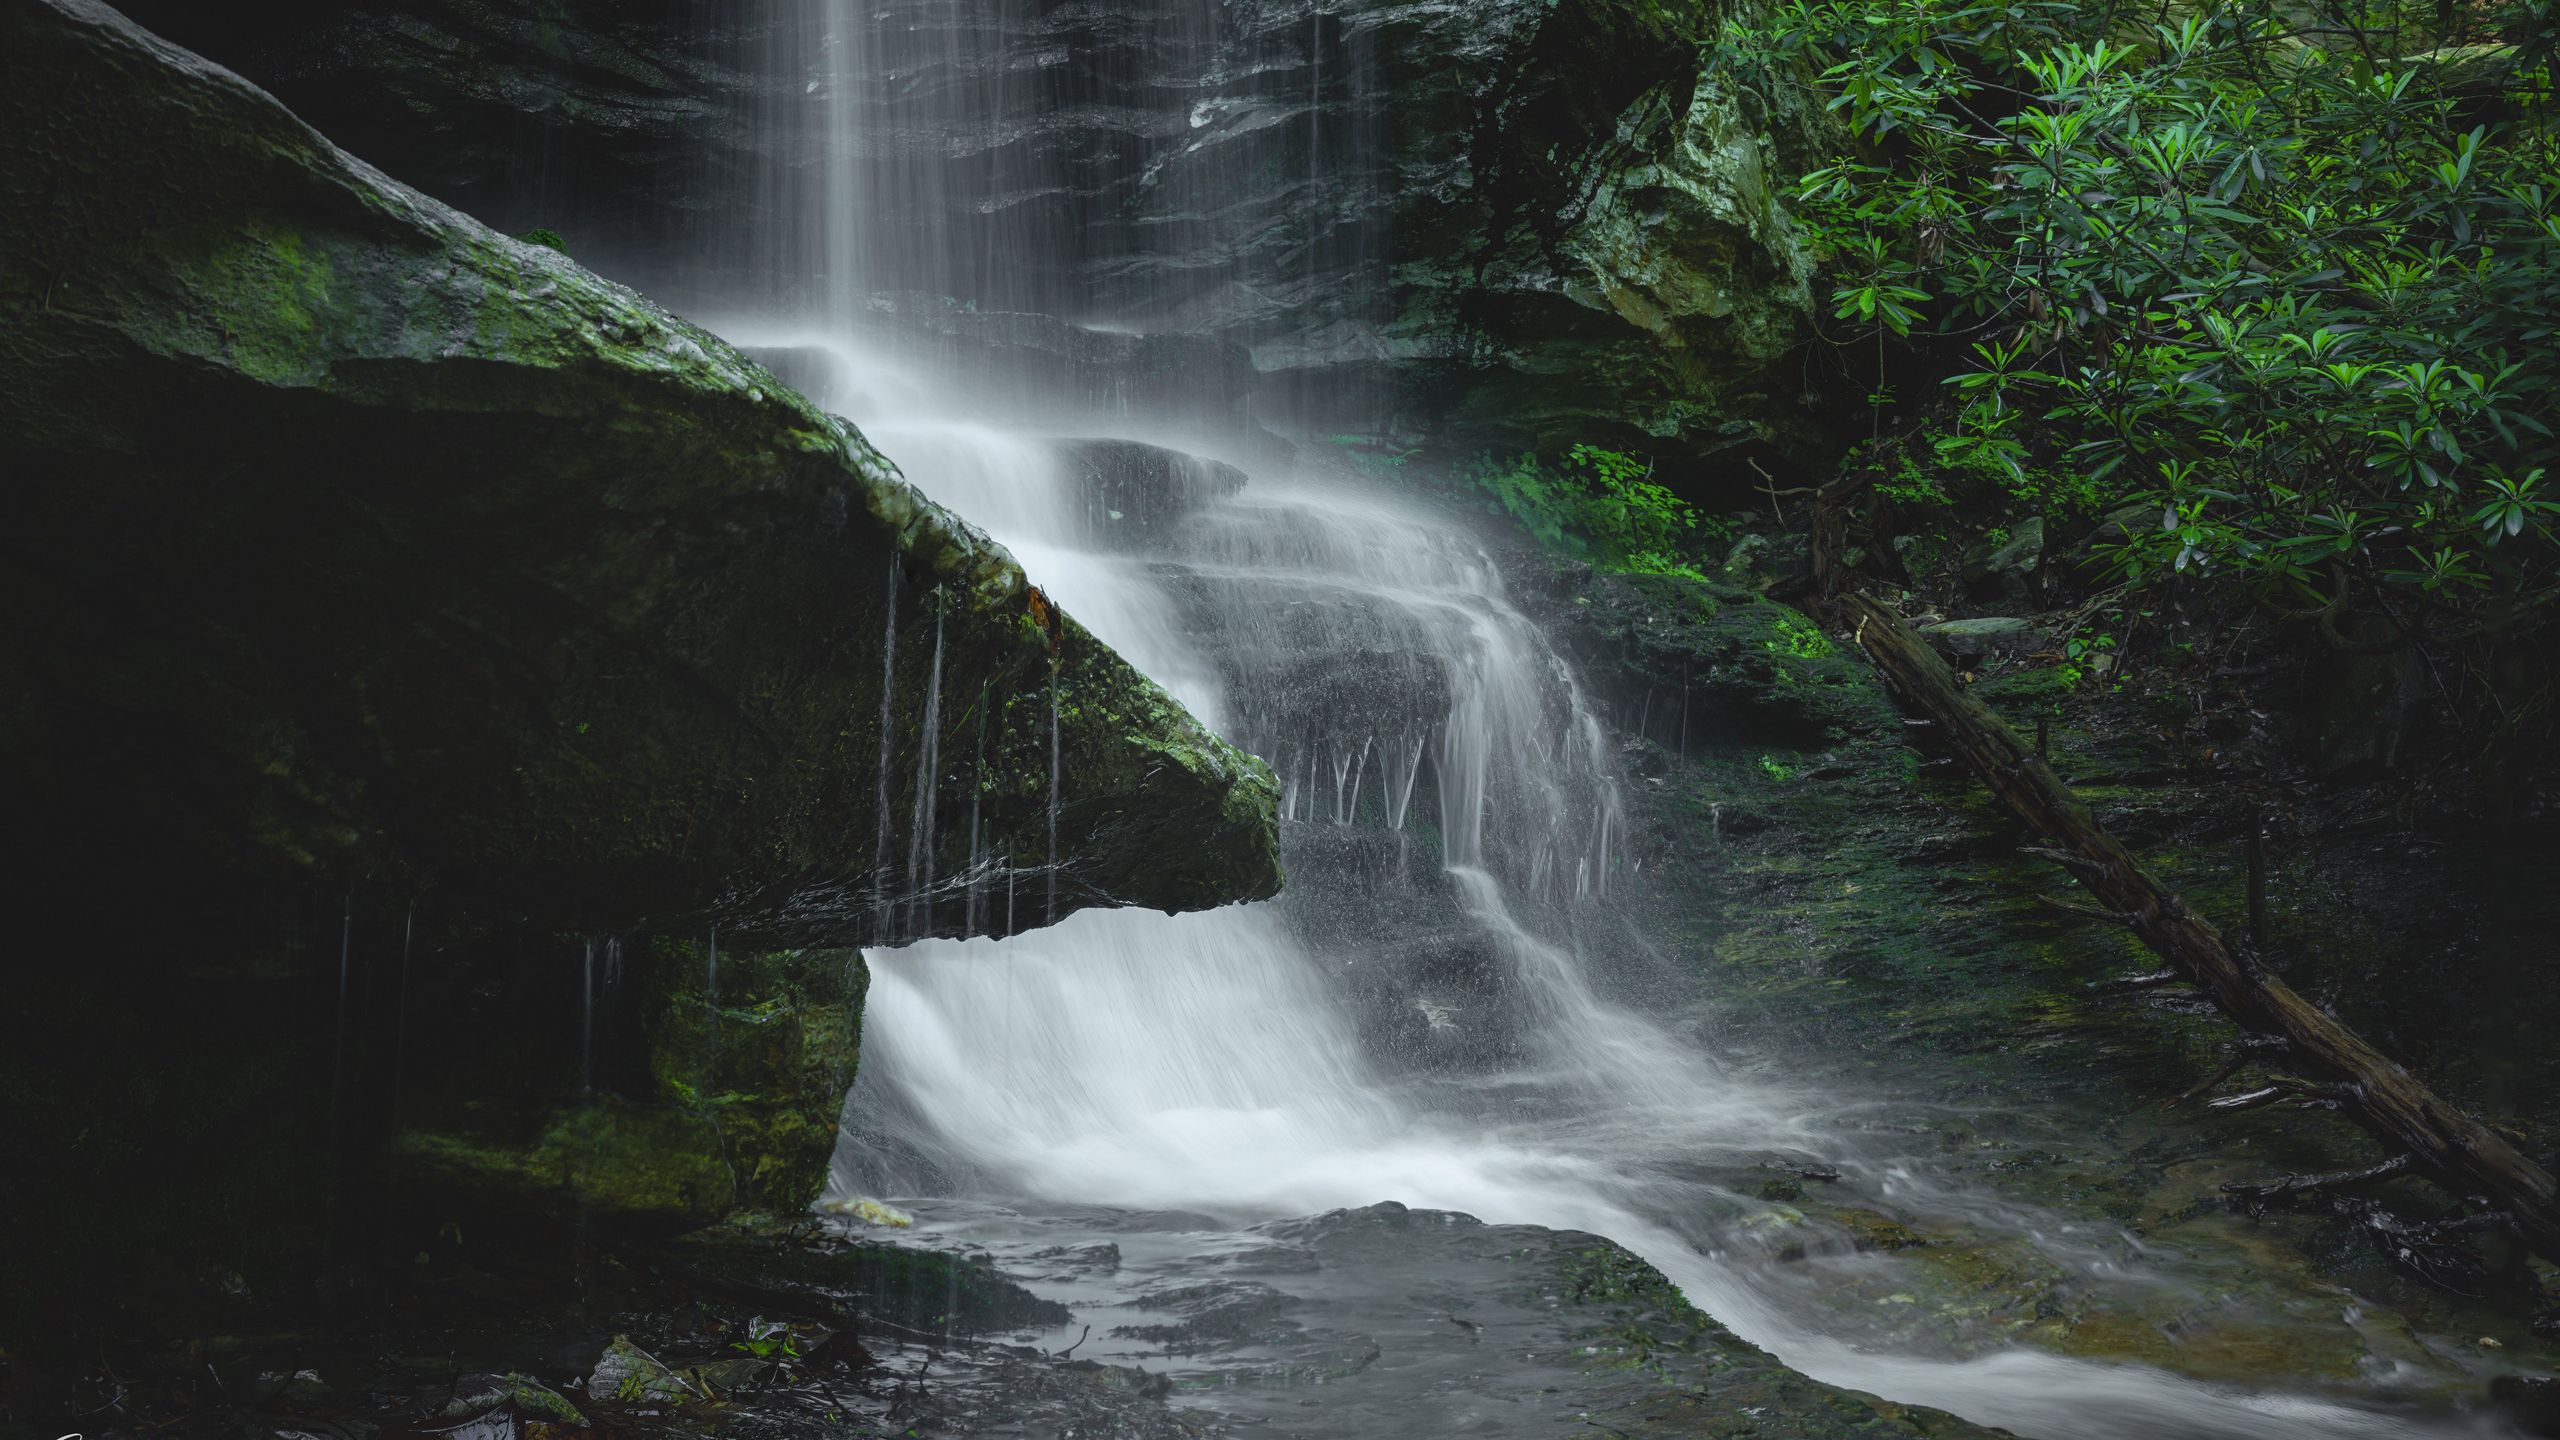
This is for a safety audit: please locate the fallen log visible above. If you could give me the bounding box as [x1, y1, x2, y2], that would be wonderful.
[1842, 592, 2560, 1266]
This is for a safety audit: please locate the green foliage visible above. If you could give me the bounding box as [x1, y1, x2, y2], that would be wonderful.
[1864, 432, 2105, 521]
[520, 227, 569, 252]
[1768, 612, 1837, 659]
[1718, 0, 2560, 633]
[1472, 445, 1727, 575]
[733, 1315, 805, 1362]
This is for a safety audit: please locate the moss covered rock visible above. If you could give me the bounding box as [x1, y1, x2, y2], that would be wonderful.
[1528, 563, 1898, 748]
[0, 0, 1279, 942]
[641, 940, 868, 1214]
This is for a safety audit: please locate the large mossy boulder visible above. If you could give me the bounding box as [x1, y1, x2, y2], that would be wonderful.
[0, 0, 1277, 1347]
[0, 0, 1279, 944]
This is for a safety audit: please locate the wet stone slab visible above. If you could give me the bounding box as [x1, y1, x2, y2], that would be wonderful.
[887, 1200, 2003, 1440]
[74, 1207, 1993, 1440]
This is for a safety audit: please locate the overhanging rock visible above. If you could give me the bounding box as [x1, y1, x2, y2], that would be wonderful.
[0, 0, 1282, 945]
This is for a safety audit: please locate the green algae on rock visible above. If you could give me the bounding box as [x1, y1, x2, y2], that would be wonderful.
[639, 940, 868, 1214]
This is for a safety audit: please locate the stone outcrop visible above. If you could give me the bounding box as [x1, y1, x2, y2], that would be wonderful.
[1, 0, 1280, 945]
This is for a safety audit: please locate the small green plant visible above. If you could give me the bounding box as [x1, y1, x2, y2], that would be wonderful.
[520, 227, 569, 252]
[1767, 614, 1834, 660]
[733, 1316, 804, 1363]
[1757, 754, 1798, 781]
[1471, 445, 1724, 575]
[2059, 631, 2117, 688]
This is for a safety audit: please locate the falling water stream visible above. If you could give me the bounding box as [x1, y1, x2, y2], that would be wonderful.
[691, 3, 2522, 1435]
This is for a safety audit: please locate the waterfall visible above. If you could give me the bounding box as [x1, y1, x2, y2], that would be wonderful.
[682, 4, 2502, 1437]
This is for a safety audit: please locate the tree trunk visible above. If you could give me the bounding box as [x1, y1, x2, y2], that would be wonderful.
[1842, 593, 2560, 1264]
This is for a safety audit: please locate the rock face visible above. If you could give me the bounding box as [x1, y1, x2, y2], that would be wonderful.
[1362, 0, 1827, 474]
[0, 0, 1277, 1345]
[118, 0, 1835, 493]
[105, 0, 782, 295]
[1058, 438, 1250, 550]
[1523, 564, 1898, 748]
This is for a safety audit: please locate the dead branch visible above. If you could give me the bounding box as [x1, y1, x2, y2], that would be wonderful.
[2042, 896, 2147, 928]
[2164, 1037, 2293, 1110]
[2223, 1153, 2416, 1202]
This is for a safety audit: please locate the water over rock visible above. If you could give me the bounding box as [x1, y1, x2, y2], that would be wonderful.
[1056, 438, 1250, 550]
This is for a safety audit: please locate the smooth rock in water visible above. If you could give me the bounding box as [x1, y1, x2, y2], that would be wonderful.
[437, 1374, 587, 1427]
[1057, 438, 1248, 550]
[587, 1337, 693, 1405]
[2495, 1375, 2560, 1437]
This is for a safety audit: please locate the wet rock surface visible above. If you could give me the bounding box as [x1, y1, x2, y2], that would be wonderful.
[1059, 438, 1251, 551]
[11, 1209, 2003, 1440]
[852, 1201, 2007, 1439]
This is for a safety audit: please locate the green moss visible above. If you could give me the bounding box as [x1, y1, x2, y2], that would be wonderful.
[395, 1098, 736, 1231]
[643, 940, 866, 1213]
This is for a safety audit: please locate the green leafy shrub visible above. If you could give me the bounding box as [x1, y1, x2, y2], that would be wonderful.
[1718, 0, 2560, 641]
[1471, 445, 1728, 576]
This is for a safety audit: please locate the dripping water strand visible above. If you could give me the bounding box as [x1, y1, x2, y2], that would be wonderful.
[391, 901, 414, 1122]
[907, 604, 946, 935]
[329, 892, 353, 1145]
[1046, 675, 1062, 925]
[965, 684, 987, 935]
[872, 553, 901, 943]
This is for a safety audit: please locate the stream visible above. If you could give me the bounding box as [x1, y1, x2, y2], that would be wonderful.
[692, 2, 2526, 1434]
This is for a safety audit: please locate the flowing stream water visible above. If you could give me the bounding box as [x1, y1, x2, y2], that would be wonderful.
[693, 3, 2522, 1434]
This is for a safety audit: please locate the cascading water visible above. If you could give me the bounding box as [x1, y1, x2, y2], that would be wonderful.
[692, 3, 2520, 1435]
